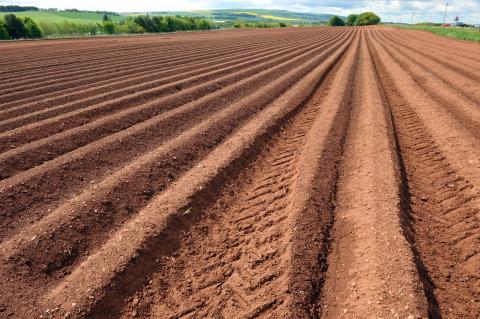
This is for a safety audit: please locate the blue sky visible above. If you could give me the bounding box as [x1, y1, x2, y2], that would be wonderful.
[2, 0, 480, 23]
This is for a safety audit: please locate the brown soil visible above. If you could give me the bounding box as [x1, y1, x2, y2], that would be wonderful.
[0, 26, 478, 319]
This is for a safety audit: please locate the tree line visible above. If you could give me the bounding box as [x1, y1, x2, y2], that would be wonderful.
[0, 5, 119, 16]
[0, 14, 42, 39]
[100, 15, 213, 35]
[0, 5, 39, 12]
[0, 13, 215, 39]
[328, 12, 381, 26]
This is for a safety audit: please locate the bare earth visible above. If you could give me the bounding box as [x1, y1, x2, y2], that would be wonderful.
[0, 26, 478, 319]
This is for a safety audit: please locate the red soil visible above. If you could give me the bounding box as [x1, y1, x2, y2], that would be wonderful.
[0, 27, 478, 319]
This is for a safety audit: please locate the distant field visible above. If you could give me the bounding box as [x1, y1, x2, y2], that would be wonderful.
[232, 11, 298, 21]
[392, 24, 480, 42]
[149, 9, 336, 23]
[0, 11, 123, 23]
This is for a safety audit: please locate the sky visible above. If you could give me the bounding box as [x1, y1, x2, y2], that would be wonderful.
[2, 0, 480, 23]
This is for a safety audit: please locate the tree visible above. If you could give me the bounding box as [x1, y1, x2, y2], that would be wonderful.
[102, 14, 110, 22]
[22, 17, 42, 38]
[345, 14, 358, 26]
[196, 19, 211, 30]
[102, 21, 115, 34]
[355, 12, 381, 26]
[117, 17, 145, 34]
[0, 22, 9, 39]
[279, 22, 287, 27]
[134, 15, 156, 32]
[3, 14, 26, 39]
[328, 16, 345, 26]
[151, 16, 165, 32]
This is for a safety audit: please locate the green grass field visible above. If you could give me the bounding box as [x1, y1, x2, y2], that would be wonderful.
[0, 11, 123, 23]
[392, 24, 480, 42]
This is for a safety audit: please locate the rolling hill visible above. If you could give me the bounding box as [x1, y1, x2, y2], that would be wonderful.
[140, 9, 339, 24]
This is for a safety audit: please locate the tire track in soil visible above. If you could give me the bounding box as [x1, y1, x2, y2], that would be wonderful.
[369, 31, 480, 319]
[0, 31, 351, 247]
[319, 31, 428, 319]
[111, 29, 359, 319]
[40, 31, 352, 319]
[0, 28, 354, 319]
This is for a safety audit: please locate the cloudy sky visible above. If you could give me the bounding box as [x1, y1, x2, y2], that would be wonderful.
[3, 0, 480, 23]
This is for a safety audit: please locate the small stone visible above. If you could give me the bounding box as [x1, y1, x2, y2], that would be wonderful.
[420, 195, 428, 202]
[132, 297, 139, 306]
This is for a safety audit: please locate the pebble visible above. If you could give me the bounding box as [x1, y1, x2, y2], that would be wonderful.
[132, 296, 139, 306]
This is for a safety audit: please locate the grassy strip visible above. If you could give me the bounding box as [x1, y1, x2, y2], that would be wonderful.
[389, 24, 480, 42]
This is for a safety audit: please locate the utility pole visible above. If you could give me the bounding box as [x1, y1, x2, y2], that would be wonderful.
[443, 3, 449, 24]
[411, 12, 415, 25]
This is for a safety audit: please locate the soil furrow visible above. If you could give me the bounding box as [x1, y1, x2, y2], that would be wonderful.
[0, 31, 337, 126]
[378, 31, 480, 105]
[0, 32, 353, 249]
[116, 31, 359, 319]
[0, 33, 321, 110]
[390, 29, 480, 64]
[0, 31, 348, 152]
[0, 32, 324, 99]
[0, 31, 337, 106]
[0, 34, 257, 73]
[0, 26, 478, 319]
[32, 31, 351, 319]
[369, 28, 480, 319]
[0, 39, 278, 98]
[384, 31, 480, 82]
[0, 32, 349, 186]
[320, 31, 428, 319]
[0, 30, 287, 63]
[372, 31, 480, 138]
[0, 30, 319, 77]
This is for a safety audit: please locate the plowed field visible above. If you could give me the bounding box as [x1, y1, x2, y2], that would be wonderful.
[0, 27, 478, 319]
